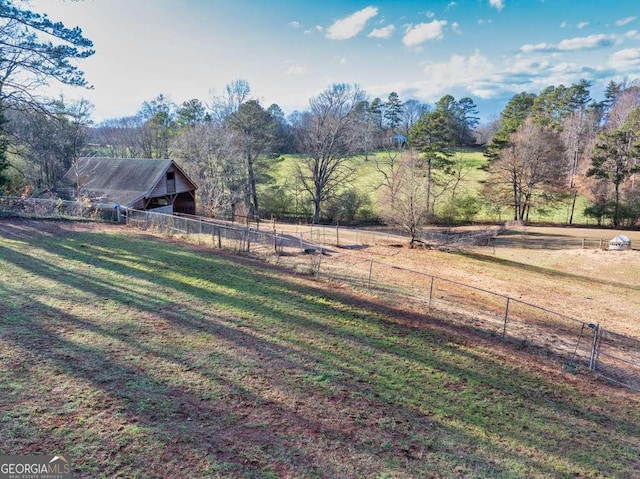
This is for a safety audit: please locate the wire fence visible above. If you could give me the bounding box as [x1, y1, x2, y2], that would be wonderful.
[1, 198, 638, 392]
[0, 196, 120, 223]
[490, 235, 639, 250]
[124, 208, 640, 392]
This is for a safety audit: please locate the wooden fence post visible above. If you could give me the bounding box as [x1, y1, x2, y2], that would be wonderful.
[428, 276, 435, 313]
[368, 259, 374, 289]
[502, 297, 510, 340]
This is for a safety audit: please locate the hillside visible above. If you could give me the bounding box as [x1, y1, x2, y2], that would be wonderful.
[1, 219, 639, 478]
[266, 149, 594, 225]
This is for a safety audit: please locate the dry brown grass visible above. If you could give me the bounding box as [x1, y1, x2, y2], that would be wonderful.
[2, 219, 639, 479]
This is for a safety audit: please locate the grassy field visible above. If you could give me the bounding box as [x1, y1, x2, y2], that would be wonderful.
[269, 150, 596, 225]
[1, 220, 640, 478]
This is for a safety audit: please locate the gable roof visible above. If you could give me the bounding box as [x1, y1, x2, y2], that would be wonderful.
[63, 157, 196, 206]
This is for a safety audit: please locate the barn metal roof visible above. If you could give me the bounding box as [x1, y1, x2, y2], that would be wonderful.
[63, 157, 195, 207]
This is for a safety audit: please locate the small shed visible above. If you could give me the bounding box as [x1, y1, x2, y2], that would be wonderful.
[608, 235, 631, 250]
[62, 157, 197, 215]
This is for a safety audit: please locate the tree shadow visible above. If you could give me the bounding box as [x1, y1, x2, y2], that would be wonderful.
[1, 222, 639, 478]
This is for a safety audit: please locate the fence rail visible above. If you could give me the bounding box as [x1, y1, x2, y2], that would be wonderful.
[122, 208, 640, 392]
[0, 196, 120, 222]
[2, 198, 639, 392]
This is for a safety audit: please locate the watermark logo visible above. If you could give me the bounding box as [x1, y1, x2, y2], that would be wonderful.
[0, 455, 72, 479]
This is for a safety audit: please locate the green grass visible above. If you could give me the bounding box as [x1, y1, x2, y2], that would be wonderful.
[1, 221, 639, 478]
[269, 149, 595, 224]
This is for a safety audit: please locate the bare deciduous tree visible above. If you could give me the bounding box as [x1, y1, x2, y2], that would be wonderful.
[377, 150, 429, 247]
[172, 122, 243, 218]
[485, 118, 566, 221]
[560, 107, 601, 223]
[93, 115, 146, 158]
[292, 83, 366, 223]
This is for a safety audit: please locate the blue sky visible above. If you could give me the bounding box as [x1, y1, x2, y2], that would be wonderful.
[31, 0, 640, 123]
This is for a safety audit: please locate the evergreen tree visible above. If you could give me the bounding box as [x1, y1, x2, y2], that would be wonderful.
[455, 97, 480, 146]
[587, 107, 640, 227]
[408, 109, 455, 217]
[0, 0, 94, 188]
[485, 92, 536, 162]
[602, 80, 623, 119]
[384, 92, 403, 132]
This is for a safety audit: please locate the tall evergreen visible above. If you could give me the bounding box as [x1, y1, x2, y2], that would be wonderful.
[485, 92, 536, 162]
[0, 0, 94, 191]
[384, 92, 403, 132]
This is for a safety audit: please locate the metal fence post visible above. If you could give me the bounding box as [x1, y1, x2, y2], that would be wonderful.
[589, 323, 600, 371]
[502, 297, 510, 340]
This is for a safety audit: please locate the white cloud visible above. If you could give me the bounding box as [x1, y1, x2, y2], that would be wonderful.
[326, 6, 378, 40]
[424, 11, 436, 19]
[609, 48, 640, 70]
[625, 30, 640, 39]
[374, 44, 624, 107]
[304, 25, 324, 35]
[577, 21, 589, 29]
[338, 56, 348, 66]
[289, 21, 301, 29]
[285, 64, 307, 76]
[560, 21, 569, 28]
[478, 19, 493, 26]
[402, 20, 447, 47]
[420, 52, 495, 98]
[368, 24, 396, 39]
[557, 34, 615, 50]
[520, 34, 615, 53]
[615, 16, 637, 27]
[520, 42, 554, 53]
[452, 22, 462, 34]
[489, 0, 504, 11]
[447, 2, 458, 9]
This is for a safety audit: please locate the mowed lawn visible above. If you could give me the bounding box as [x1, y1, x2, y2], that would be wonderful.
[1, 221, 639, 479]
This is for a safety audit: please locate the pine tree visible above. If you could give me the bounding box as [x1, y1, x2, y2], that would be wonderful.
[0, 0, 94, 189]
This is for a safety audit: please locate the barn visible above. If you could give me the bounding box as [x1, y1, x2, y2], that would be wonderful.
[62, 157, 197, 215]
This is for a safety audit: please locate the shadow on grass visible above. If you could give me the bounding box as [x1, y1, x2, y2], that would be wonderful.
[1, 222, 639, 478]
[458, 249, 640, 290]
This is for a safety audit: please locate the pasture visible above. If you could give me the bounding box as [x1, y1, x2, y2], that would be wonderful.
[268, 150, 596, 224]
[1, 220, 639, 478]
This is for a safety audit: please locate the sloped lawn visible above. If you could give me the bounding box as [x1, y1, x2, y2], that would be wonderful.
[1, 220, 638, 478]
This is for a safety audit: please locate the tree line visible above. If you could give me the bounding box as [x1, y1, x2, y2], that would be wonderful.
[1, 0, 638, 232]
[483, 80, 640, 228]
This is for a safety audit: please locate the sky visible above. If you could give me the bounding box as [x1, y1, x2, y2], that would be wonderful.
[29, 0, 640, 124]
